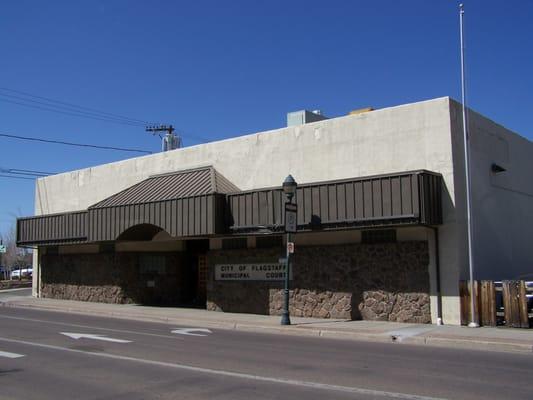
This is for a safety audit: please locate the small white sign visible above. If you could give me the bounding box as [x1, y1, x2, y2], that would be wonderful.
[215, 263, 292, 281]
[285, 203, 297, 233]
[287, 242, 294, 254]
[0, 245, 6, 254]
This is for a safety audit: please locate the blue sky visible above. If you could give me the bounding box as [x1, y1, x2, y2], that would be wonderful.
[1, 0, 532, 235]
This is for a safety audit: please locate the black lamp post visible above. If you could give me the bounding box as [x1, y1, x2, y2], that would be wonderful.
[281, 174, 297, 325]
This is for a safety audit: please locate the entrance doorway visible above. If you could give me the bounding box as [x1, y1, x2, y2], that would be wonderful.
[183, 239, 209, 308]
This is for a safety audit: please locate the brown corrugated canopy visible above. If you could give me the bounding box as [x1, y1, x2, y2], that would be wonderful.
[90, 166, 239, 208]
[17, 169, 443, 246]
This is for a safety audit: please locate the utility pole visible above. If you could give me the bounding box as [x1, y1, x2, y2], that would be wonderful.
[0, 239, 4, 280]
[460, 4, 479, 328]
[146, 124, 182, 152]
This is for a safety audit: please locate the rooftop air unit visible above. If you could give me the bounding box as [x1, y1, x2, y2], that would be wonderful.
[287, 110, 329, 127]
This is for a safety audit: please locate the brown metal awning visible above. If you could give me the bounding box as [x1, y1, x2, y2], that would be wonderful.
[91, 166, 239, 208]
[17, 169, 443, 246]
[17, 167, 237, 246]
[87, 167, 237, 241]
[226, 170, 442, 233]
[17, 211, 88, 246]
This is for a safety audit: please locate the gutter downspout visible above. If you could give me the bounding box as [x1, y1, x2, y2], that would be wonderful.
[432, 227, 443, 325]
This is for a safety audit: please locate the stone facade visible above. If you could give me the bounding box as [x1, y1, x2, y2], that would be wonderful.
[207, 241, 431, 323]
[40, 252, 188, 305]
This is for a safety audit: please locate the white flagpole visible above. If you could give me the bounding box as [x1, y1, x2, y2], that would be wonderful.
[460, 3, 479, 328]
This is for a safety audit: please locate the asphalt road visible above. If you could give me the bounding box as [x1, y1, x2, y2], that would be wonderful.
[0, 306, 532, 400]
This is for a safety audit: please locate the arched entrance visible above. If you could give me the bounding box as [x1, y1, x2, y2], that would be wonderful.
[115, 224, 207, 308]
[117, 224, 165, 241]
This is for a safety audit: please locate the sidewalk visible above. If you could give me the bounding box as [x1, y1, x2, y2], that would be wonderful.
[2, 295, 532, 354]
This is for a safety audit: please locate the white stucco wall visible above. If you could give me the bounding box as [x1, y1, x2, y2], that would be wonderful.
[35, 97, 456, 214]
[33, 97, 463, 323]
[449, 100, 533, 282]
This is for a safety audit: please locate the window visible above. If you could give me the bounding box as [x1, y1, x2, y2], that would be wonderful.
[139, 254, 166, 275]
[256, 235, 283, 249]
[99, 243, 115, 253]
[222, 237, 248, 250]
[46, 246, 59, 255]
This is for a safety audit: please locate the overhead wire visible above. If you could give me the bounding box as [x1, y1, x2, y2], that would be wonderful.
[0, 87, 155, 126]
[4, 168, 54, 176]
[0, 97, 146, 128]
[0, 87, 213, 148]
[0, 132, 152, 154]
[0, 89, 157, 185]
[0, 168, 54, 177]
[0, 174, 35, 181]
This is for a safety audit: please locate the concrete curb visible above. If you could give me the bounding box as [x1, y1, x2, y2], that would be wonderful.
[422, 336, 533, 354]
[2, 301, 532, 354]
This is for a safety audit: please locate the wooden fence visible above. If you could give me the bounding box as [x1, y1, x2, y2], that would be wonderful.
[460, 280, 532, 328]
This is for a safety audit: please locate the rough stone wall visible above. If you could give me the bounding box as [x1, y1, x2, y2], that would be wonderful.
[40, 252, 186, 305]
[207, 242, 431, 323]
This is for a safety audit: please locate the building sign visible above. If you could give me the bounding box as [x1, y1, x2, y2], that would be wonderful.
[215, 263, 292, 281]
[285, 203, 297, 233]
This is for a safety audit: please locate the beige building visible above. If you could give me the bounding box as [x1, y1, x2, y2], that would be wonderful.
[17, 97, 533, 325]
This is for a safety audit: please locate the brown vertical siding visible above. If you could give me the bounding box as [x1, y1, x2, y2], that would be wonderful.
[16, 211, 88, 245]
[227, 171, 442, 232]
[17, 170, 443, 245]
[86, 194, 220, 241]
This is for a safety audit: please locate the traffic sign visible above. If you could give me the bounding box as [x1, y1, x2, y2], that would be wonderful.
[0, 245, 6, 254]
[285, 203, 297, 233]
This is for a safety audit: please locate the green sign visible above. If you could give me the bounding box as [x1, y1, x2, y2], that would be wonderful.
[0, 245, 6, 253]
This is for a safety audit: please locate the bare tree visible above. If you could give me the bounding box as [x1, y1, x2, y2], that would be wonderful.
[0, 223, 31, 280]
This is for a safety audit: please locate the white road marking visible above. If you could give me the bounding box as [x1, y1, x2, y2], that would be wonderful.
[171, 328, 212, 336]
[0, 315, 184, 341]
[60, 332, 132, 343]
[0, 350, 25, 358]
[0, 336, 449, 400]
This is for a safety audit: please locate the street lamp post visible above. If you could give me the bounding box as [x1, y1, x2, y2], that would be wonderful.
[281, 174, 297, 326]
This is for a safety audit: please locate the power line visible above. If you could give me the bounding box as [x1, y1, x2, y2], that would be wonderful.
[0, 87, 156, 126]
[0, 132, 152, 154]
[0, 88, 212, 145]
[0, 93, 146, 127]
[0, 174, 35, 181]
[0, 168, 53, 177]
[1, 171, 45, 177]
[0, 98, 146, 128]
[5, 168, 54, 176]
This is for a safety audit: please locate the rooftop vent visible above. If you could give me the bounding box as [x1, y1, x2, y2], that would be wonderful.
[348, 107, 374, 116]
[287, 110, 329, 127]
